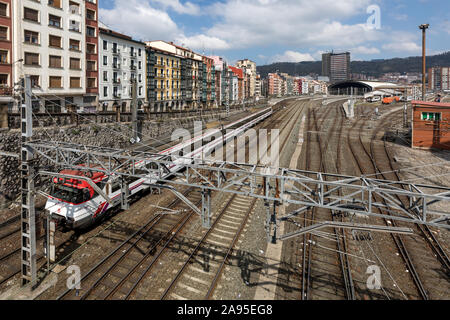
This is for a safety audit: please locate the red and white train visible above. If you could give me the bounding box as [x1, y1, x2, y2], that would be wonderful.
[45, 108, 272, 229]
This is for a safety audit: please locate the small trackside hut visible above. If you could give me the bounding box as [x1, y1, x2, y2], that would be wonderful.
[412, 100, 450, 150]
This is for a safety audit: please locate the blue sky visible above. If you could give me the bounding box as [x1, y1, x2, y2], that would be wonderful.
[98, 0, 450, 66]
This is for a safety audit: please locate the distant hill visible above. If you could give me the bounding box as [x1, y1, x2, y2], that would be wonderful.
[256, 51, 450, 78]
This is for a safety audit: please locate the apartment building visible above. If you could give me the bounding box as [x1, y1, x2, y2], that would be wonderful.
[236, 59, 256, 99]
[229, 66, 243, 103]
[146, 44, 181, 112]
[0, 0, 14, 120]
[202, 55, 215, 108]
[11, 0, 99, 113]
[146, 41, 207, 110]
[99, 27, 145, 112]
[84, 0, 99, 112]
[428, 67, 450, 92]
[255, 74, 262, 99]
[228, 67, 238, 104]
[268, 73, 284, 96]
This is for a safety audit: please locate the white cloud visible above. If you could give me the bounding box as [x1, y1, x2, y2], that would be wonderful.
[382, 41, 421, 53]
[175, 34, 231, 51]
[201, 0, 381, 49]
[152, 0, 200, 15]
[271, 51, 315, 63]
[351, 46, 380, 55]
[99, 0, 179, 41]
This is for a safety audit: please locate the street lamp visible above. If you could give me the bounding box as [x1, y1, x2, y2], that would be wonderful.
[419, 24, 429, 101]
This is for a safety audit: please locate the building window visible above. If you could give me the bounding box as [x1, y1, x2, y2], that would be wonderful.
[86, 26, 95, 37]
[0, 26, 7, 40]
[421, 112, 441, 121]
[45, 100, 61, 113]
[30, 75, 39, 88]
[69, 19, 80, 32]
[24, 30, 39, 44]
[0, 50, 7, 64]
[86, 9, 96, 20]
[48, 0, 61, 9]
[103, 86, 107, 97]
[87, 78, 96, 88]
[70, 77, 81, 88]
[49, 55, 62, 68]
[138, 48, 141, 56]
[0, 74, 7, 86]
[0, 3, 7, 17]
[24, 7, 39, 23]
[24, 52, 39, 66]
[103, 40, 107, 50]
[70, 57, 81, 70]
[87, 43, 96, 54]
[69, 1, 80, 14]
[103, 55, 107, 66]
[87, 60, 96, 71]
[69, 39, 80, 51]
[103, 71, 108, 81]
[49, 35, 61, 48]
[138, 61, 142, 69]
[49, 76, 62, 88]
[49, 14, 61, 28]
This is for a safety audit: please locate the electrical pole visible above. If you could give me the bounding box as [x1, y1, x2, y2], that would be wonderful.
[21, 75, 37, 287]
[131, 78, 138, 143]
[419, 24, 429, 101]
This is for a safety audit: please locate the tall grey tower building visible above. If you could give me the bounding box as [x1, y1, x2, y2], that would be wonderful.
[322, 52, 351, 83]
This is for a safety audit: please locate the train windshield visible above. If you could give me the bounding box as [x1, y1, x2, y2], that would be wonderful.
[50, 184, 89, 204]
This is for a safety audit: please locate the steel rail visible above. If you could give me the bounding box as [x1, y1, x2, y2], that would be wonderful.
[348, 115, 428, 300]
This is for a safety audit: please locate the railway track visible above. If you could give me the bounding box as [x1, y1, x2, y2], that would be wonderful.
[345, 116, 425, 299]
[47, 100, 298, 300]
[56, 187, 201, 300]
[368, 114, 450, 299]
[302, 103, 354, 300]
[343, 110, 450, 299]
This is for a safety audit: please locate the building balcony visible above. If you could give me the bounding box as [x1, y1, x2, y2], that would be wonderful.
[113, 63, 121, 70]
[0, 86, 13, 96]
[113, 93, 121, 99]
[130, 65, 136, 70]
[112, 49, 121, 56]
[113, 78, 121, 84]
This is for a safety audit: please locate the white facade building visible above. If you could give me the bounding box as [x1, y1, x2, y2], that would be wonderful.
[99, 27, 145, 112]
[301, 80, 309, 95]
[12, 0, 87, 113]
[236, 59, 256, 98]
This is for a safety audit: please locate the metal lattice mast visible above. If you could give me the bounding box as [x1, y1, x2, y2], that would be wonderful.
[21, 76, 37, 287]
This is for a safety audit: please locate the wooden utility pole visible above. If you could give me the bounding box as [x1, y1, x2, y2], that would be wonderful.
[419, 24, 429, 101]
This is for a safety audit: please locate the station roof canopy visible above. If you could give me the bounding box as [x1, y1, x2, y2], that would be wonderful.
[328, 80, 405, 92]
